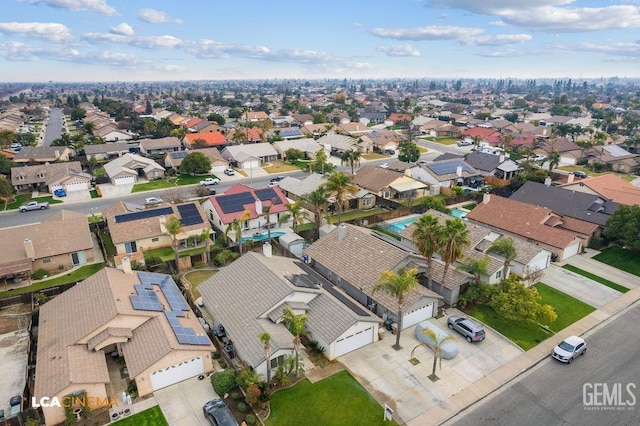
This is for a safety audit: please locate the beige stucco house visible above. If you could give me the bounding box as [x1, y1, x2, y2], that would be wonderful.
[103, 153, 165, 185]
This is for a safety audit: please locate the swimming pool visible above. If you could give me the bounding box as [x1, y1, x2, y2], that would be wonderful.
[385, 214, 420, 233]
[239, 231, 285, 243]
[449, 208, 468, 219]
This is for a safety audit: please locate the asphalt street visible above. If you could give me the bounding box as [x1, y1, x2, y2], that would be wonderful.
[42, 107, 64, 146]
[450, 302, 640, 426]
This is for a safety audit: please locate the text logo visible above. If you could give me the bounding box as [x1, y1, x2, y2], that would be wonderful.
[31, 396, 118, 409]
[583, 383, 636, 411]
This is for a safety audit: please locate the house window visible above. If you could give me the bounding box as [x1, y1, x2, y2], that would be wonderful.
[38, 173, 45, 179]
[151, 237, 159, 242]
[42, 258, 51, 264]
[362, 198, 372, 207]
[496, 270, 502, 279]
[270, 355, 285, 369]
[124, 241, 137, 254]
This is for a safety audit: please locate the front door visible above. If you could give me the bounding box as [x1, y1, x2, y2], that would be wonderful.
[71, 251, 87, 266]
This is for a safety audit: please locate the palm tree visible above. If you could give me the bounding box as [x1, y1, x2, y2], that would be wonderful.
[439, 218, 470, 289]
[263, 201, 273, 242]
[411, 327, 456, 381]
[259, 332, 272, 385]
[458, 256, 490, 284]
[282, 307, 307, 376]
[324, 171, 356, 224]
[165, 216, 183, 273]
[340, 148, 362, 174]
[200, 226, 212, 265]
[301, 187, 328, 240]
[488, 237, 517, 278]
[373, 268, 419, 351]
[279, 201, 308, 231]
[224, 211, 251, 255]
[411, 214, 441, 289]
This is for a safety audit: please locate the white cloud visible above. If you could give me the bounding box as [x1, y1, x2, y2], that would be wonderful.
[426, 0, 571, 14]
[83, 32, 182, 49]
[0, 22, 73, 42]
[110, 23, 134, 36]
[376, 44, 421, 57]
[0, 41, 79, 61]
[26, 0, 116, 16]
[370, 25, 483, 40]
[82, 32, 127, 43]
[138, 8, 182, 24]
[461, 33, 532, 46]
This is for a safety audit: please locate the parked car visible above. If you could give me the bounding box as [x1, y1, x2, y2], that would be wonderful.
[267, 181, 279, 188]
[19, 201, 49, 212]
[53, 188, 67, 197]
[223, 168, 235, 176]
[379, 162, 390, 169]
[270, 175, 285, 182]
[144, 197, 163, 206]
[573, 171, 588, 178]
[203, 399, 238, 426]
[415, 321, 458, 359]
[199, 177, 220, 186]
[447, 316, 486, 343]
[457, 140, 473, 147]
[531, 154, 547, 162]
[385, 148, 396, 155]
[551, 335, 586, 364]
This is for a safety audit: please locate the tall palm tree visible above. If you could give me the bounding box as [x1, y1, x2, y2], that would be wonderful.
[440, 219, 470, 289]
[411, 327, 456, 381]
[279, 201, 308, 231]
[200, 226, 212, 264]
[340, 148, 362, 174]
[324, 171, 356, 224]
[165, 216, 183, 273]
[488, 237, 517, 278]
[373, 268, 419, 351]
[282, 307, 307, 376]
[259, 332, 272, 385]
[411, 214, 441, 289]
[263, 201, 273, 242]
[458, 256, 490, 285]
[224, 210, 251, 255]
[301, 187, 328, 240]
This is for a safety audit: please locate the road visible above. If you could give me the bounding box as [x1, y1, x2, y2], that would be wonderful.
[450, 303, 640, 426]
[42, 107, 64, 146]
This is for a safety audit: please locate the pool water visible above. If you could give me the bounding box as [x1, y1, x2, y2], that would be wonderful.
[386, 215, 420, 233]
[239, 231, 285, 243]
[450, 208, 468, 218]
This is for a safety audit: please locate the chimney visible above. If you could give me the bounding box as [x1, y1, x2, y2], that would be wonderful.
[482, 193, 491, 204]
[567, 173, 575, 184]
[544, 177, 552, 187]
[159, 215, 167, 233]
[543, 128, 548, 136]
[456, 166, 462, 177]
[24, 239, 35, 259]
[262, 241, 272, 257]
[121, 257, 133, 274]
[255, 199, 262, 215]
[499, 154, 505, 162]
[54, 150, 60, 158]
[337, 223, 347, 241]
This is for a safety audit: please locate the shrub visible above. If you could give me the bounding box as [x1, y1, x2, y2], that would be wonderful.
[237, 402, 247, 412]
[307, 340, 326, 356]
[211, 370, 236, 395]
[230, 392, 240, 400]
[31, 268, 48, 280]
[237, 367, 260, 389]
[245, 414, 256, 425]
[194, 261, 205, 268]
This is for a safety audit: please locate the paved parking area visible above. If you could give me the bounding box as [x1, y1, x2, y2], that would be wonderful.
[0, 331, 29, 416]
[154, 375, 218, 426]
[338, 311, 523, 425]
[541, 264, 622, 308]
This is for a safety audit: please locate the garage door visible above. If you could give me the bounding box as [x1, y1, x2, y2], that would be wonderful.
[334, 327, 374, 358]
[563, 243, 581, 260]
[114, 176, 135, 185]
[403, 303, 434, 329]
[150, 356, 204, 391]
[65, 181, 89, 192]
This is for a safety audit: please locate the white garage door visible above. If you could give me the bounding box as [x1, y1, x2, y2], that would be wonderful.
[563, 243, 581, 260]
[150, 356, 204, 391]
[114, 176, 135, 185]
[403, 303, 434, 329]
[334, 327, 374, 358]
[65, 181, 89, 192]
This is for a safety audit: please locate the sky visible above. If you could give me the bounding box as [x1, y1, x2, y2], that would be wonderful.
[1, 0, 640, 82]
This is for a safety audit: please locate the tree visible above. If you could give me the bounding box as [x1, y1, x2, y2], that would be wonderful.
[440, 218, 470, 289]
[263, 201, 274, 243]
[398, 141, 420, 163]
[200, 227, 212, 264]
[259, 332, 272, 385]
[603, 205, 640, 251]
[165, 216, 183, 273]
[301, 187, 328, 240]
[411, 214, 441, 289]
[488, 237, 517, 278]
[224, 210, 251, 255]
[0, 176, 12, 208]
[411, 327, 456, 381]
[489, 276, 558, 324]
[285, 148, 304, 162]
[324, 171, 356, 224]
[373, 268, 419, 350]
[280, 201, 307, 231]
[282, 307, 307, 376]
[310, 149, 332, 174]
[458, 256, 490, 284]
[0, 155, 13, 175]
[340, 149, 361, 174]
[0, 130, 17, 149]
[207, 113, 225, 125]
[180, 152, 212, 175]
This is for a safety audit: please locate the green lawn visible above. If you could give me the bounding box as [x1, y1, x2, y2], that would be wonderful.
[266, 371, 396, 426]
[562, 265, 630, 293]
[423, 136, 458, 145]
[593, 246, 640, 277]
[3, 194, 64, 211]
[0, 263, 105, 298]
[113, 406, 167, 426]
[535, 283, 596, 331]
[326, 207, 386, 224]
[144, 246, 209, 262]
[90, 189, 100, 198]
[132, 174, 219, 193]
[184, 270, 216, 299]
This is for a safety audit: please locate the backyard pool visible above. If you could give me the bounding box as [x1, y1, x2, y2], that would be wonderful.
[385, 214, 420, 233]
[449, 208, 468, 219]
[239, 231, 285, 243]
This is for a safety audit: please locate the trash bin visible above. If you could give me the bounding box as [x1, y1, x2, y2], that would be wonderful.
[385, 318, 394, 331]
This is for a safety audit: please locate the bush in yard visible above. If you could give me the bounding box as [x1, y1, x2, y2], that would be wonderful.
[308, 340, 326, 356]
[245, 414, 256, 425]
[180, 152, 212, 175]
[211, 369, 237, 396]
[237, 402, 247, 412]
[31, 268, 48, 280]
[230, 392, 239, 400]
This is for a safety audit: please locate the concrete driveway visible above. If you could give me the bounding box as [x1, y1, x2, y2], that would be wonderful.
[541, 264, 621, 308]
[338, 311, 523, 425]
[154, 376, 218, 426]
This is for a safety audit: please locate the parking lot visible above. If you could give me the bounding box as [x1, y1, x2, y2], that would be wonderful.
[338, 310, 523, 425]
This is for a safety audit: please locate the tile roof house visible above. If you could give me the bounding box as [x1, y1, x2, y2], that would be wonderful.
[103, 153, 165, 185]
[413, 158, 478, 188]
[464, 151, 521, 180]
[315, 133, 373, 154]
[244, 111, 269, 122]
[273, 139, 324, 160]
[221, 142, 279, 169]
[277, 173, 326, 200]
[11, 161, 92, 193]
[0, 210, 95, 281]
[559, 173, 640, 206]
[138, 137, 182, 156]
[360, 129, 404, 152]
[305, 223, 444, 327]
[337, 122, 374, 136]
[228, 127, 266, 143]
[352, 165, 429, 201]
[183, 131, 228, 148]
[535, 137, 583, 165]
[300, 123, 338, 137]
[85, 141, 139, 161]
[585, 144, 639, 174]
[93, 124, 136, 142]
[35, 267, 215, 426]
[12, 146, 73, 164]
[164, 148, 228, 173]
[103, 201, 212, 268]
[466, 194, 591, 261]
[198, 251, 380, 378]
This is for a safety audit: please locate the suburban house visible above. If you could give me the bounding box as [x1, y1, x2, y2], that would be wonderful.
[464, 151, 521, 180]
[0, 210, 95, 285]
[413, 158, 478, 189]
[138, 137, 182, 156]
[221, 143, 279, 169]
[93, 124, 136, 142]
[466, 194, 594, 261]
[202, 183, 291, 241]
[198, 251, 381, 378]
[103, 153, 165, 185]
[535, 137, 583, 165]
[85, 141, 139, 161]
[278, 173, 326, 201]
[359, 129, 404, 153]
[183, 132, 228, 149]
[273, 139, 324, 160]
[12, 146, 73, 164]
[190, 120, 227, 134]
[315, 133, 372, 154]
[164, 148, 228, 174]
[304, 223, 443, 328]
[102, 200, 212, 268]
[586, 144, 639, 174]
[228, 127, 265, 143]
[35, 267, 215, 426]
[337, 122, 374, 137]
[271, 127, 306, 140]
[300, 123, 338, 138]
[11, 161, 92, 193]
[244, 111, 269, 122]
[352, 165, 429, 201]
[558, 173, 640, 206]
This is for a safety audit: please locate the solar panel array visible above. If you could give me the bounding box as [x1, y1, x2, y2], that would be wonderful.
[165, 311, 210, 345]
[217, 192, 255, 214]
[428, 160, 475, 176]
[177, 203, 204, 226]
[171, 151, 188, 159]
[130, 284, 163, 311]
[115, 207, 173, 223]
[255, 188, 283, 204]
[281, 129, 302, 138]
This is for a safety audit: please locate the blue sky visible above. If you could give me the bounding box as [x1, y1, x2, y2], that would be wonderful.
[1, 0, 640, 82]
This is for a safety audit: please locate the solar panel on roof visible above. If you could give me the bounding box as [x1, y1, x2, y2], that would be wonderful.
[171, 151, 188, 159]
[217, 192, 255, 214]
[428, 161, 474, 176]
[115, 207, 174, 223]
[281, 129, 302, 137]
[177, 203, 203, 226]
[255, 188, 282, 204]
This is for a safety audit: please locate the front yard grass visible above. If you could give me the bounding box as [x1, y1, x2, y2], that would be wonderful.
[592, 246, 640, 277]
[112, 406, 168, 426]
[535, 283, 596, 331]
[562, 265, 630, 293]
[266, 370, 396, 426]
[0, 263, 106, 298]
[3, 194, 63, 211]
[424, 136, 458, 145]
[363, 152, 389, 160]
[263, 161, 299, 173]
[132, 174, 218, 192]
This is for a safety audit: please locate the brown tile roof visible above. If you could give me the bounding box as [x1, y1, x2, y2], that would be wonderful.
[352, 165, 406, 192]
[139, 136, 182, 150]
[564, 173, 640, 206]
[11, 161, 84, 186]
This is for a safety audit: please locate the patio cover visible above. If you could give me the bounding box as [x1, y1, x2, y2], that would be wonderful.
[389, 180, 428, 192]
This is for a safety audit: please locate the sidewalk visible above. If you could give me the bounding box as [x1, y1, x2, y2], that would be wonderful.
[411, 285, 640, 426]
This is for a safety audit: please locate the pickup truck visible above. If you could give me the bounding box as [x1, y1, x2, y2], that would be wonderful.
[19, 201, 49, 212]
[199, 178, 220, 186]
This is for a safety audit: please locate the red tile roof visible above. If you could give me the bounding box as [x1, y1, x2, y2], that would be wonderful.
[462, 127, 499, 139]
[184, 131, 227, 147]
[184, 117, 204, 128]
[209, 183, 289, 224]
